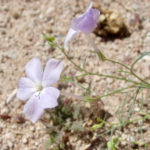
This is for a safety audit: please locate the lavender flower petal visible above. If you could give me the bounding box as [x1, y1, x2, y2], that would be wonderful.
[25, 58, 43, 83]
[43, 59, 63, 86]
[23, 95, 44, 123]
[17, 77, 35, 101]
[71, 5, 100, 34]
[40, 87, 59, 109]
[71, 2, 93, 32]
[86, 2, 93, 12]
[64, 2, 100, 46]
[92, 9, 100, 23]
[64, 28, 78, 47]
[16, 58, 63, 123]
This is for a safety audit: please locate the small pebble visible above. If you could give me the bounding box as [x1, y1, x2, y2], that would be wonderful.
[22, 137, 28, 144]
[15, 115, 26, 124]
[0, 114, 11, 120]
[1, 108, 9, 114]
[12, 11, 20, 19]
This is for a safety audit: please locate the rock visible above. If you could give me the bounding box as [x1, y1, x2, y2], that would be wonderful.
[30, 10, 40, 17]
[44, 25, 53, 33]
[1, 30, 6, 35]
[14, 115, 25, 124]
[0, 114, 11, 120]
[1, 108, 9, 114]
[22, 137, 28, 144]
[103, 0, 112, 5]
[30, 126, 35, 132]
[46, 7, 55, 15]
[36, 126, 41, 131]
[35, 142, 39, 146]
[44, 42, 51, 51]
[1, 144, 9, 150]
[7, 141, 13, 148]
[0, 127, 3, 133]
[39, 14, 44, 19]
[5, 133, 14, 140]
[94, 8, 130, 38]
[11, 124, 17, 129]
[7, 51, 17, 59]
[0, 16, 7, 28]
[12, 11, 20, 19]
[2, 6, 9, 11]
[77, 77, 85, 83]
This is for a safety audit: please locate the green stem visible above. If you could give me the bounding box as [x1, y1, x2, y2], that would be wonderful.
[87, 36, 106, 61]
[85, 72, 140, 85]
[100, 57, 150, 87]
[130, 68, 149, 87]
[47, 37, 150, 88]
[55, 44, 141, 85]
[105, 58, 130, 70]
[123, 87, 140, 123]
[110, 113, 150, 127]
[76, 72, 141, 86]
[85, 85, 139, 101]
[130, 52, 150, 86]
[96, 85, 136, 99]
[105, 58, 149, 87]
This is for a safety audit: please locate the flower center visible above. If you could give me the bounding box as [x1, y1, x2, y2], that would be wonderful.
[35, 83, 45, 93]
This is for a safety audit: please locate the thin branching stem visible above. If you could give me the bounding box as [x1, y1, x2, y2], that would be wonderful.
[105, 58, 130, 70]
[130, 51, 150, 86]
[85, 85, 142, 101]
[54, 43, 142, 86]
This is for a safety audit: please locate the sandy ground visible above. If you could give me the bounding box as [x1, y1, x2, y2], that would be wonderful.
[1, 0, 150, 149]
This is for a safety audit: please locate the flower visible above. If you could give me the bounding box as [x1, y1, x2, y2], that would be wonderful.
[64, 2, 100, 46]
[17, 58, 63, 123]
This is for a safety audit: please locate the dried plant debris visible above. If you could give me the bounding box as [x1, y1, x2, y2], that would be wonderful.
[14, 114, 26, 124]
[94, 8, 130, 39]
[44, 96, 110, 149]
[129, 13, 143, 31]
[0, 114, 11, 120]
[0, 113, 26, 124]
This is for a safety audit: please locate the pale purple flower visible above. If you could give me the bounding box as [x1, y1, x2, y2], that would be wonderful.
[64, 2, 100, 46]
[17, 58, 63, 123]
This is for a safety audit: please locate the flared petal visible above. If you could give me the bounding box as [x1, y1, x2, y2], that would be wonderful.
[43, 59, 63, 86]
[23, 95, 44, 123]
[17, 77, 35, 101]
[92, 9, 100, 22]
[39, 87, 59, 109]
[71, 2, 100, 34]
[25, 58, 43, 82]
[64, 28, 78, 47]
[86, 2, 93, 12]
